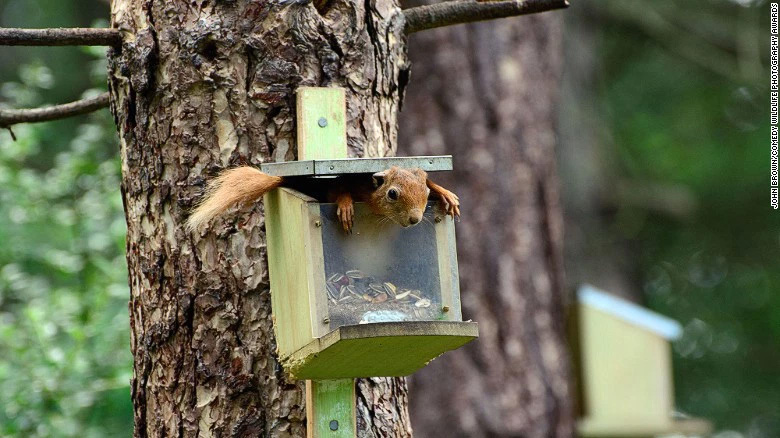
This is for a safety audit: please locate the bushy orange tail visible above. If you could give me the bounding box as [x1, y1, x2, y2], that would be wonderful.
[186, 167, 283, 231]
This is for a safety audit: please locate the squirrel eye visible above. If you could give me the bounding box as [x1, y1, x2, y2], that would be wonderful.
[387, 188, 399, 201]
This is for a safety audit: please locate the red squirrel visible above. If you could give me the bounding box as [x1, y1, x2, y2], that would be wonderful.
[186, 166, 460, 232]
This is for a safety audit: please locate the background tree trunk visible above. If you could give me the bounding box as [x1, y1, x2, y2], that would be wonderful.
[397, 10, 575, 438]
[108, 0, 412, 436]
[558, 4, 642, 300]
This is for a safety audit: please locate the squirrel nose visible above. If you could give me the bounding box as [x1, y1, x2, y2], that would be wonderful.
[409, 215, 420, 225]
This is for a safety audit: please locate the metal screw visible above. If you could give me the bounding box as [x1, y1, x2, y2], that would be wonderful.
[318, 117, 328, 128]
[434, 216, 442, 223]
[442, 306, 450, 312]
[323, 317, 330, 324]
[329, 420, 339, 431]
[329, 165, 335, 170]
[315, 220, 322, 227]
[429, 160, 434, 164]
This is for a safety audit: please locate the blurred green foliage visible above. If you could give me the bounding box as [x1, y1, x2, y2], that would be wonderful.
[0, 1, 132, 436]
[594, 1, 780, 436]
[0, 111, 132, 437]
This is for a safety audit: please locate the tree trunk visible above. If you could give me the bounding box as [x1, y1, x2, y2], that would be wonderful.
[557, 5, 640, 301]
[108, 0, 412, 436]
[397, 11, 575, 438]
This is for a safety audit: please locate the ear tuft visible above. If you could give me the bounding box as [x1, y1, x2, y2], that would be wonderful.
[372, 170, 387, 188]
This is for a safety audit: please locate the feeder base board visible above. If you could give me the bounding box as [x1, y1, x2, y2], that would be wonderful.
[282, 321, 478, 380]
[578, 417, 712, 437]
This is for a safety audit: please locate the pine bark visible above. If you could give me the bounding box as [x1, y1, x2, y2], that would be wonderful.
[397, 10, 575, 438]
[108, 0, 412, 436]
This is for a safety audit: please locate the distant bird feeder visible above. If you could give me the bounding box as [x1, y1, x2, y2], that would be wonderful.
[573, 285, 711, 438]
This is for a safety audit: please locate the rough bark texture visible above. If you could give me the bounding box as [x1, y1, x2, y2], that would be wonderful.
[107, 0, 412, 436]
[397, 10, 575, 438]
[0, 27, 121, 46]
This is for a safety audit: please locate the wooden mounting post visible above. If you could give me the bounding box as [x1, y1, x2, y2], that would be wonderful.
[296, 87, 356, 438]
[296, 87, 348, 160]
[306, 379, 356, 437]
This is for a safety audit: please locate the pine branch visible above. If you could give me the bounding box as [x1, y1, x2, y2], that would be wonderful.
[403, 0, 569, 34]
[0, 28, 121, 46]
[0, 92, 110, 129]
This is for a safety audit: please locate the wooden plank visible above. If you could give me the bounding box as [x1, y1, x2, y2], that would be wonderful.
[283, 321, 479, 379]
[296, 87, 347, 160]
[266, 188, 319, 356]
[434, 211, 461, 321]
[296, 87, 355, 438]
[579, 304, 674, 429]
[305, 203, 330, 339]
[578, 418, 712, 437]
[306, 380, 356, 438]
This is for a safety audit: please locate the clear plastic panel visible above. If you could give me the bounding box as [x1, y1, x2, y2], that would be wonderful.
[319, 202, 445, 329]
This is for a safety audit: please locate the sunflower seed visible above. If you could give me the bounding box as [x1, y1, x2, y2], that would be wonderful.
[346, 270, 364, 279]
[383, 282, 397, 296]
[395, 290, 411, 300]
[326, 284, 339, 300]
[415, 298, 431, 308]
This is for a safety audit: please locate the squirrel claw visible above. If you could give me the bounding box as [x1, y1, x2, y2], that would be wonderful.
[336, 204, 354, 234]
[438, 192, 460, 219]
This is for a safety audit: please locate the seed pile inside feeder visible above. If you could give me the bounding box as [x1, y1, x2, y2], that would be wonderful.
[325, 269, 440, 327]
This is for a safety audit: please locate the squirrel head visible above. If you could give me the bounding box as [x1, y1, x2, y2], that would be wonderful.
[369, 166, 430, 228]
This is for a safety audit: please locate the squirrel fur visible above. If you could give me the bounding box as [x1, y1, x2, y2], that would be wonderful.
[187, 165, 460, 232]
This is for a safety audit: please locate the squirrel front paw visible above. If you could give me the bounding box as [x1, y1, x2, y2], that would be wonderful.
[336, 196, 354, 233]
[437, 190, 460, 219]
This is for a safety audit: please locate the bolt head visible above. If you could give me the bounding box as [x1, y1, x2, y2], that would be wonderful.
[329, 420, 339, 431]
[318, 117, 328, 128]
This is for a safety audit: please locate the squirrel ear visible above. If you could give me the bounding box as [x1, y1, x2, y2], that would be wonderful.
[413, 168, 428, 179]
[372, 170, 387, 188]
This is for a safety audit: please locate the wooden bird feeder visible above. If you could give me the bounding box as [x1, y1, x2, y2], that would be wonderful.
[264, 87, 477, 437]
[264, 87, 476, 376]
[573, 284, 711, 438]
[264, 157, 478, 380]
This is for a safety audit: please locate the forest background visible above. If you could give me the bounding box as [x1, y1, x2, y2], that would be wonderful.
[0, 0, 776, 437]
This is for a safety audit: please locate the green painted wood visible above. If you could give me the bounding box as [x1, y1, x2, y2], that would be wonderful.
[265, 187, 319, 356]
[296, 87, 347, 160]
[307, 380, 355, 438]
[295, 87, 356, 438]
[305, 203, 330, 340]
[576, 302, 712, 437]
[284, 321, 479, 380]
[435, 213, 461, 321]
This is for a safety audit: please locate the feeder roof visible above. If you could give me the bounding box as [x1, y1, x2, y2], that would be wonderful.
[578, 284, 683, 340]
[260, 155, 453, 177]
